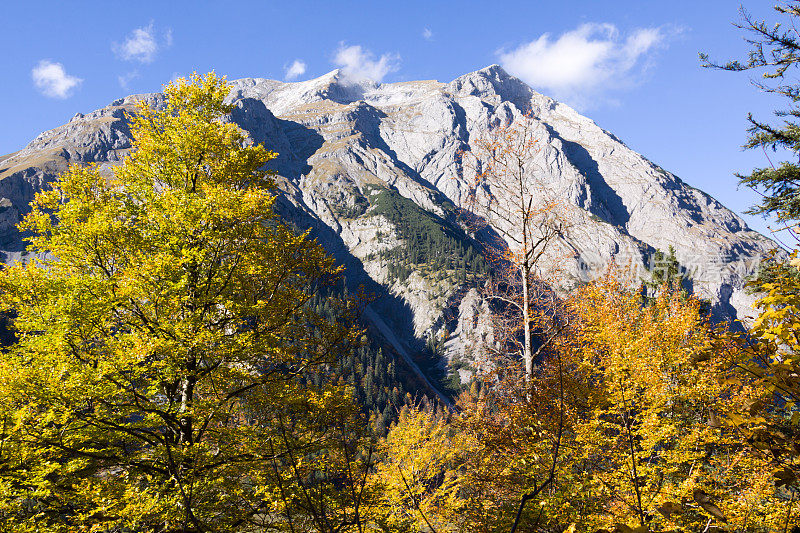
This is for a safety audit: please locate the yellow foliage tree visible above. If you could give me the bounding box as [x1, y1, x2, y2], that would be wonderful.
[375, 404, 466, 532]
[0, 73, 372, 532]
[378, 274, 788, 532]
[377, 386, 568, 532]
[722, 252, 800, 526]
[563, 274, 784, 532]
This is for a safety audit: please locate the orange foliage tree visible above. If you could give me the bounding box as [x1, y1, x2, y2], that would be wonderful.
[377, 273, 788, 532]
[459, 112, 570, 379]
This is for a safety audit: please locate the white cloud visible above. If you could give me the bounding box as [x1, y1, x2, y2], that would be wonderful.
[113, 23, 172, 63]
[31, 60, 82, 99]
[422, 28, 433, 41]
[333, 43, 399, 83]
[498, 23, 677, 108]
[284, 59, 307, 81]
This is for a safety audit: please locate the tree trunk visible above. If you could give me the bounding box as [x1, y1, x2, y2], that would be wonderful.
[179, 351, 196, 445]
[522, 266, 532, 379]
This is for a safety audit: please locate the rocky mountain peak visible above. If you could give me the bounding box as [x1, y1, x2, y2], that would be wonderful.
[448, 64, 536, 110]
[227, 69, 385, 115]
[298, 69, 378, 105]
[0, 67, 781, 381]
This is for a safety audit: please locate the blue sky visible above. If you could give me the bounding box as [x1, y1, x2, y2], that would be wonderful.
[0, 0, 786, 237]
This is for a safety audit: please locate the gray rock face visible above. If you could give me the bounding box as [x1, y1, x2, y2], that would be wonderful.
[0, 65, 777, 375]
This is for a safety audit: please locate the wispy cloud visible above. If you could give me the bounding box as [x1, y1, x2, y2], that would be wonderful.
[32, 60, 82, 99]
[284, 59, 307, 81]
[113, 23, 172, 64]
[422, 28, 433, 41]
[118, 70, 140, 90]
[498, 23, 680, 109]
[333, 43, 399, 83]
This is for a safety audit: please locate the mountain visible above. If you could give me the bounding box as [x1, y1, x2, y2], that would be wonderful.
[0, 65, 777, 395]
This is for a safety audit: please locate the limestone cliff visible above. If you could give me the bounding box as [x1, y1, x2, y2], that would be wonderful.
[0, 66, 777, 393]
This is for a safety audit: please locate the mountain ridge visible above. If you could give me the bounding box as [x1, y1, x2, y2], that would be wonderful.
[0, 65, 778, 386]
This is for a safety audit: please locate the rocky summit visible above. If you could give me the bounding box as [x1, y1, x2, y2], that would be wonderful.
[0, 65, 777, 390]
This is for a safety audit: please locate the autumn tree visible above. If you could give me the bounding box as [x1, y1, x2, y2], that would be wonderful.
[375, 403, 463, 532]
[0, 73, 373, 532]
[377, 273, 790, 532]
[562, 275, 785, 532]
[377, 367, 571, 532]
[720, 251, 800, 519]
[459, 112, 570, 379]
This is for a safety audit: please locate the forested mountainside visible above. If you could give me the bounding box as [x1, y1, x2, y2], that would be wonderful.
[0, 65, 776, 398]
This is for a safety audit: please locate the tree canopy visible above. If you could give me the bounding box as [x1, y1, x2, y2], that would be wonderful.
[0, 73, 368, 532]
